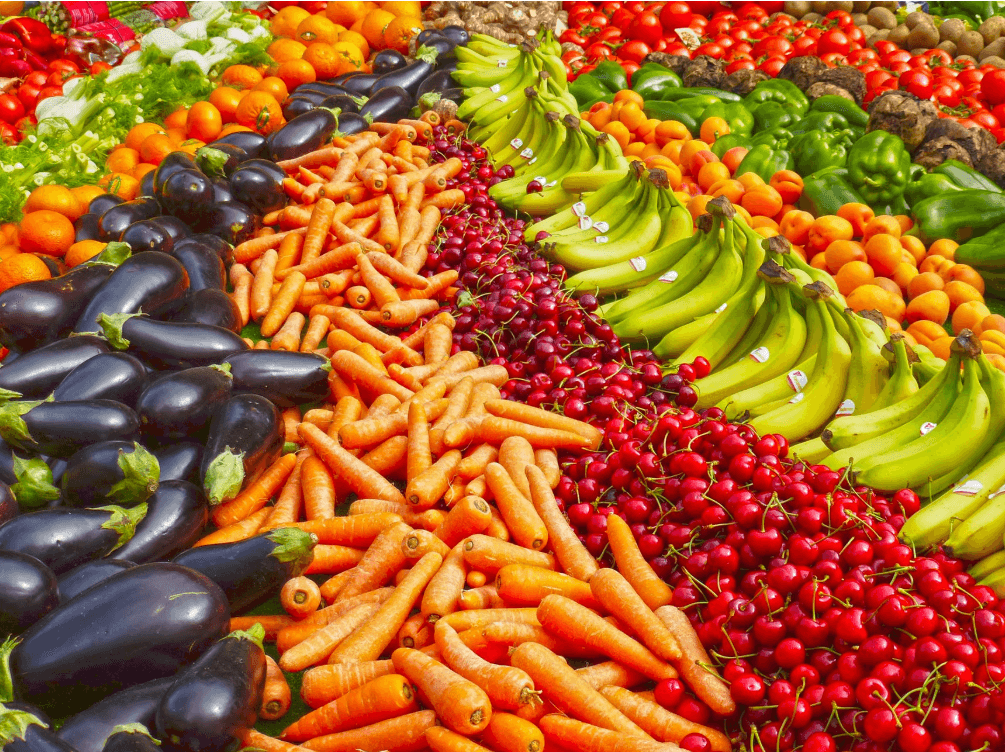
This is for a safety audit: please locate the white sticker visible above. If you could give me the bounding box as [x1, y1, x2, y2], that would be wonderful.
[660, 270, 679, 283]
[749, 347, 770, 363]
[496, 95, 508, 103]
[675, 27, 702, 50]
[578, 215, 593, 230]
[520, 147, 534, 159]
[510, 138, 523, 149]
[534, 176, 548, 184]
[490, 84, 501, 93]
[595, 235, 609, 244]
[920, 422, 938, 436]
[955, 480, 985, 497]
[572, 201, 587, 217]
[594, 221, 610, 233]
[789, 392, 805, 405]
[715, 303, 727, 313]
[991, 483, 1005, 499]
[835, 399, 855, 417]
[497, 59, 508, 67]
[787, 370, 808, 393]
[546, 180, 558, 188]
[630, 256, 647, 272]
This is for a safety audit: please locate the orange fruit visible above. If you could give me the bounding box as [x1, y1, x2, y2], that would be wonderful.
[210, 87, 244, 124]
[221, 64, 263, 90]
[834, 260, 874, 296]
[138, 133, 175, 165]
[382, 14, 422, 53]
[303, 41, 362, 79]
[952, 300, 992, 335]
[823, 239, 866, 273]
[948, 264, 986, 295]
[380, 1, 421, 16]
[864, 234, 904, 278]
[360, 8, 396, 48]
[125, 122, 165, 152]
[297, 14, 342, 45]
[235, 91, 283, 134]
[0, 245, 19, 262]
[163, 107, 189, 130]
[277, 59, 317, 90]
[253, 76, 289, 103]
[105, 147, 140, 175]
[23, 185, 84, 221]
[907, 271, 945, 300]
[65, 239, 107, 267]
[872, 277, 903, 298]
[327, 1, 372, 27]
[185, 101, 223, 142]
[70, 185, 105, 211]
[17, 210, 74, 257]
[271, 6, 311, 38]
[338, 29, 370, 60]
[220, 124, 253, 137]
[982, 314, 1005, 335]
[268, 38, 307, 64]
[98, 173, 140, 200]
[846, 284, 906, 322]
[905, 289, 951, 325]
[944, 280, 983, 311]
[0, 254, 51, 293]
[132, 162, 156, 181]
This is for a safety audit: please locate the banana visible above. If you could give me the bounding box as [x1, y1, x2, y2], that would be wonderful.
[790, 437, 832, 464]
[562, 169, 629, 192]
[488, 115, 568, 206]
[828, 307, 890, 418]
[978, 567, 1005, 597]
[541, 173, 648, 246]
[913, 344, 945, 384]
[480, 98, 536, 159]
[867, 335, 920, 412]
[944, 475, 1005, 560]
[458, 53, 538, 121]
[969, 549, 1005, 580]
[491, 101, 553, 168]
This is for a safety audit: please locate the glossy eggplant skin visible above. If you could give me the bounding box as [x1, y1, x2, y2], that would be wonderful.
[60, 440, 156, 508]
[0, 335, 109, 397]
[222, 350, 330, 408]
[196, 143, 246, 178]
[268, 109, 338, 163]
[172, 529, 315, 614]
[174, 234, 233, 265]
[120, 219, 175, 255]
[229, 166, 285, 215]
[335, 112, 368, 136]
[117, 318, 248, 370]
[191, 201, 260, 246]
[320, 94, 360, 113]
[152, 152, 198, 195]
[210, 178, 234, 204]
[52, 352, 147, 407]
[210, 131, 267, 160]
[10, 563, 229, 713]
[417, 67, 460, 98]
[113, 481, 207, 565]
[0, 551, 59, 634]
[438, 87, 463, 103]
[138, 170, 155, 199]
[88, 194, 125, 216]
[154, 443, 202, 484]
[281, 95, 317, 121]
[73, 212, 101, 241]
[56, 559, 135, 604]
[155, 628, 265, 752]
[169, 289, 241, 333]
[0, 438, 23, 485]
[151, 216, 189, 243]
[360, 86, 412, 123]
[17, 400, 140, 458]
[440, 25, 470, 45]
[372, 48, 407, 75]
[158, 168, 214, 219]
[3, 718, 79, 752]
[335, 72, 380, 95]
[0, 481, 15, 524]
[97, 198, 161, 242]
[56, 678, 174, 752]
[0, 265, 115, 353]
[293, 82, 351, 98]
[73, 252, 190, 334]
[137, 366, 233, 440]
[200, 394, 282, 504]
[101, 728, 161, 752]
[371, 59, 433, 96]
[169, 240, 225, 291]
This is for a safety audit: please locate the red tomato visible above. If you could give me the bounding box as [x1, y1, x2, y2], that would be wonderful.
[732, 41, 753, 55]
[753, 35, 792, 59]
[627, 10, 663, 47]
[694, 42, 725, 58]
[933, 65, 960, 79]
[89, 61, 112, 75]
[585, 12, 609, 28]
[971, 110, 1000, 129]
[992, 103, 1005, 124]
[873, 40, 898, 56]
[600, 1, 623, 17]
[662, 41, 692, 57]
[17, 84, 40, 110]
[737, 2, 767, 21]
[825, 9, 852, 25]
[923, 49, 952, 66]
[792, 37, 816, 56]
[726, 59, 756, 74]
[889, 62, 911, 76]
[982, 69, 1005, 106]
[24, 71, 49, 88]
[620, 59, 640, 82]
[706, 17, 731, 35]
[958, 69, 984, 87]
[817, 29, 850, 56]
[14, 114, 35, 133]
[46, 70, 73, 86]
[846, 26, 865, 44]
[0, 121, 16, 145]
[569, 2, 594, 26]
[585, 42, 614, 60]
[759, 56, 786, 76]
[560, 29, 588, 46]
[625, 0, 646, 13]
[882, 49, 912, 66]
[848, 49, 878, 65]
[899, 69, 933, 99]
[659, 1, 692, 30]
[958, 118, 979, 128]
[619, 39, 651, 63]
[594, 27, 623, 44]
[931, 83, 960, 108]
[0, 94, 24, 124]
[713, 34, 734, 49]
[611, 7, 635, 28]
[866, 69, 894, 89]
[734, 19, 761, 35]
[35, 85, 62, 103]
[820, 53, 846, 67]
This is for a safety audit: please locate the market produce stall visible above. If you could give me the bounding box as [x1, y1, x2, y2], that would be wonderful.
[5, 2, 1005, 752]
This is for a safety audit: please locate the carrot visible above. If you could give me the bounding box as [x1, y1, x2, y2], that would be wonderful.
[326, 395, 364, 444]
[457, 586, 503, 611]
[361, 435, 409, 477]
[420, 542, 466, 623]
[403, 314, 455, 355]
[331, 219, 384, 254]
[280, 601, 381, 672]
[278, 242, 363, 280]
[421, 189, 465, 211]
[376, 194, 400, 251]
[496, 565, 600, 609]
[589, 568, 681, 662]
[392, 646, 492, 735]
[526, 465, 598, 582]
[437, 608, 540, 632]
[496, 437, 534, 498]
[280, 673, 419, 742]
[357, 251, 400, 309]
[456, 445, 497, 482]
[539, 716, 675, 752]
[304, 587, 395, 628]
[380, 299, 440, 328]
[534, 449, 560, 489]
[282, 406, 302, 444]
[485, 400, 601, 448]
[433, 495, 493, 547]
[599, 686, 731, 752]
[276, 230, 305, 275]
[482, 622, 602, 661]
[349, 499, 445, 531]
[289, 515, 404, 548]
[335, 521, 413, 603]
[461, 535, 556, 573]
[372, 122, 416, 142]
[228, 614, 296, 641]
[429, 376, 473, 456]
[299, 455, 337, 521]
[302, 710, 437, 752]
[398, 612, 433, 650]
[281, 575, 323, 618]
[298, 198, 336, 264]
[263, 272, 308, 338]
[467, 476, 488, 502]
[302, 545, 366, 576]
[193, 507, 269, 546]
[340, 411, 409, 449]
[606, 515, 673, 611]
[399, 270, 459, 302]
[327, 552, 443, 665]
[331, 350, 414, 402]
[272, 312, 306, 352]
[655, 606, 736, 716]
[402, 529, 451, 560]
[399, 241, 428, 273]
[443, 385, 497, 449]
[211, 453, 297, 528]
[250, 249, 279, 321]
[576, 662, 647, 691]
[276, 144, 345, 172]
[235, 228, 308, 265]
[237, 729, 309, 752]
[485, 463, 548, 551]
[405, 450, 462, 509]
[407, 400, 432, 480]
[430, 366, 509, 394]
[260, 655, 292, 721]
[421, 323, 452, 366]
[425, 728, 491, 752]
[300, 313, 331, 353]
[388, 363, 423, 393]
[345, 285, 371, 309]
[366, 251, 428, 290]
[299, 423, 405, 504]
[481, 712, 545, 752]
[323, 309, 415, 363]
[301, 660, 395, 709]
[230, 263, 253, 327]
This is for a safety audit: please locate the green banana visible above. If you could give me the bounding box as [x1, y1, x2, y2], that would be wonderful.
[969, 549, 1005, 580]
[790, 437, 832, 464]
[831, 309, 890, 417]
[867, 335, 920, 412]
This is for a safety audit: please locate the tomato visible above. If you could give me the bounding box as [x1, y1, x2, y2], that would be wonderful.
[819, 52, 846, 67]
[706, 17, 731, 35]
[624, 1, 646, 14]
[17, 84, 40, 110]
[0, 121, 16, 145]
[866, 70, 894, 89]
[694, 42, 725, 58]
[889, 62, 911, 76]
[734, 19, 762, 35]
[585, 42, 614, 60]
[662, 41, 692, 57]
[737, 2, 768, 21]
[24, 71, 48, 88]
[14, 114, 35, 133]
[619, 39, 652, 63]
[620, 59, 640, 82]
[982, 69, 1005, 106]
[922, 49, 952, 66]
[599, 1, 622, 17]
[959, 69, 985, 87]
[35, 85, 62, 103]
[713, 34, 734, 49]
[992, 103, 1005, 124]
[792, 37, 816, 56]
[659, 1, 692, 30]
[46, 70, 72, 86]
[958, 118, 980, 128]
[825, 9, 852, 25]
[759, 56, 786, 76]
[610, 7, 635, 29]
[931, 84, 960, 108]
[0, 94, 24, 124]
[627, 10, 664, 47]
[89, 61, 112, 75]
[899, 69, 933, 99]
[882, 49, 912, 66]
[873, 40, 898, 56]
[594, 27, 623, 44]
[585, 12, 609, 28]
[569, 2, 594, 26]
[753, 35, 792, 59]
[847, 26, 865, 44]
[817, 29, 850, 56]
[732, 41, 753, 56]
[971, 110, 1000, 129]
[560, 29, 589, 46]
[726, 59, 756, 74]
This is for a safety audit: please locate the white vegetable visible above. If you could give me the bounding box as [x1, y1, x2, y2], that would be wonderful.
[104, 63, 143, 83]
[122, 50, 142, 66]
[190, 1, 229, 21]
[171, 49, 211, 75]
[225, 27, 252, 43]
[248, 24, 271, 41]
[177, 19, 209, 40]
[62, 77, 87, 99]
[141, 27, 187, 58]
[209, 36, 233, 53]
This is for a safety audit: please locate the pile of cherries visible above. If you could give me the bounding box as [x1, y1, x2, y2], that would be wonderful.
[422, 125, 1005, 752]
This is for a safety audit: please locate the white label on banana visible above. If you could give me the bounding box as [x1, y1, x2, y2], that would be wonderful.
[528, 157, 538, 165]
[520, 148, 534, 159]
[835, 399, 855, 417]
[919, 422, 938, 436]
[955, 479, 984, 497]
[715, 303, 727, 313]
[572, 201, 588, 217]
[594, 221, 610, 233]
[595, 235, 609, 244]
[630, 257, 647, 272]
[660, 271, 679, 283]
[496, 95, 508, 103]
[787, 370, 808, 392]
[534, 176, 548, 184]
[490, 84, 501, 93]
[497, 59, 508, 67]
[510, 138, 523, 149]
[748, 347, 770, 363]
[991, 483, 1005, 499]
[579, 215, 593, 230]
[547, 180, 558, 187]
[675, 27, 702, 50]
[788, 392, 805, 405]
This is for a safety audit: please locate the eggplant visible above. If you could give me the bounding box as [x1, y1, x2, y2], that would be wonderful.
[228, 166, 285, 215]
[152, 152, 198, 195]
[2, 703, 50, 729]
[56, 559, 135, 604]
[60, 440, 159, 508]
[154, 443, 202, 484]
[169, 239, 225, 291]
[170, 289, 242, 333]
[438, 87, 464, 103]
[88, 194, 125, 216]
[0, 505, 145, 575]
[73, 212, 101, 242]
[0, 264, 116, 352]
[190, 201, 259, 246]
[210, 177, 234, 204]
[360, 86, 412, 123]
[417, 67, 460, 98]
[138, 169, 155, 199]
[120, 218, 175, 255]
[99, 315, 248, 371]
[8, 563, 229, 712]
[151, 215, 189, 243]
[195, 143, 246, 178]
[100, 725, 160, 752]
[97, 198, 161, 242]
[37, 258, 68, 281]
[172, 528, 315, 613]
[440, 25, 470, 46]
[222, 350, 331, 408]
[73, 252, 190, 334]
[0, 481, 15, 524]
[334, 112, 368, 136]
[112, 480, 207, 565]
[415, 28, 443, 46]
[371, 55, 435, 97]
[0, 335, 109, 398]
[44, 457, 66, 488]
[268, 108, 338, 163]
[237, 158, 286, 185]
[158, 168, 214, 218]
[136, 365, 233, 440]
[320, 93, 361, 113]
[209, 131, 268, 160]
[281, 95, 317, 121]
[52, 352, 147, 407]
[372, 48, 407, 75]
[56, 678, 174, 752]
[422, 34, 457, 63]
[2, 400, 140, 458]
[173, 233, 233, 264]
[0, 708, 77, 752]
[0, 551, 59, 634]
[200, 394, 282, 505]
[334, 71, 380, 96]
[292, 81, 352, 97]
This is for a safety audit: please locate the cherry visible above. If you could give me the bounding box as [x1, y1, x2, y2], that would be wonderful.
[680, 734, 712, 752]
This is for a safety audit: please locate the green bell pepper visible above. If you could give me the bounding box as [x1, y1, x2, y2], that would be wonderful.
[904, 173, 965, 209]
[710, 133, 746, 159]
[569, 73, 613, 109]
[752, 102, 798, 133]
[643, 100, 699, 136]
[798, 167, 866, 217]
[700, 101, 754, 137]
[630, 63, 682, 101]
[846, 130, 912, 208]
[591, 59, 628, 95]
[749, 127, 794, 150]
[790, 130, 854, 175]
[809, 95, 869, 129]
[745, 79, 809, 117]
[789, 112, 852, 137]
[956, 224, 1005, 276]
[913, 190, 1005, 243]
[662, 88, 741, 102]
[933, 160, 1003, 193]
[735, 144, 794, 182]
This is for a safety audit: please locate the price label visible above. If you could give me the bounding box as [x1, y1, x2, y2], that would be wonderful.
[835, 399, 855, 417]
[594, 221, 610, 233]
[955, 479, 984, 497]
[748, 347, 770, 363]
[496, 95, 508, 103]
[920, 422, 938, 436]
[715, 303, 727, 313]
[528, 157, 538, 165]
[629, 257, 647, 272]
[990, 483, 1005, 499]
[660, 270, 679, 283]
[490, 84, 501, 93]
[578, 215, 593, 230]
[520, 148, 534, 159]
[497, 59, 508, 67]
[787, 370, 808, 393]
[534, 176, 548, 184]
[675, 27, 702, 50]
[509, 138, 523, 150]
[546, 180, 558, 188]
[788, 392, 805, 405]
[572, 201, 587, 217]
[595, 236, 609, 244]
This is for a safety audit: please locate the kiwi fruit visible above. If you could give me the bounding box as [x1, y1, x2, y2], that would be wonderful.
[868, 29, 891, 46]
[957, 30, 986, 58]
[888, 24, 910, 46]
[851, 13, 868, 27]
[908, 23, 939, 50]
[803, 12, 823, 23]
[939, 17, 966, 43]
[980, 16, 1005, 45]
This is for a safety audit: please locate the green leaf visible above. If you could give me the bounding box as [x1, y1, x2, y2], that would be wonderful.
[204, 448, 245, 505]
[11, 456, 59, 508]
[210, 363, 234, 378]
[0, 636, 19, 703]
[282, 442, 299, 454]
[456, 290, 476, 308]
[266, 527, 317, 576]
[0, 400, 43, 448]
[108, 442, 160, 506]
[226, 622, 265, 650]
[93, 503, 148, 553]
[110, 725, 160, 745]
[196, 146, 231, 179]
[363, 111, 375, 125]
[0, 389, 23, 403]
[88, 241, 132, 267]
[0, 706, 46, 746]
[415, 44, 439, 65]
[98, 312, 140, 350]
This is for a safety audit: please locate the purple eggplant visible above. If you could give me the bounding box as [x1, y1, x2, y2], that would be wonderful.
[200, 394, 282, 505]
[333, 71, 380, 95]
[138, 169, 155, 199]
[191, 201, 259, 246]
[6, 563, 229, 712]
[158, 168, 214, 219]
[136, 365, 233, 440]
[173, 233, 233, 264]
[169, 239, 225, 291]
[417, 67, 460, 98]
[172, 529, 315, 614]
[282, 95, 317, 121]
[99, 314, 248, 370]
[154, 444, 202, 484]
[0, 335, 109, 398]
[52, 352, 147, 407]
[1, 703, 50, 729]
[0, 505, 145, 575]
[120, 218, 175, 255]
[112, 480, 207, 565]
[101, 725, 160, 752]
[440, 25, 470, 45]
[152, 152, 198, 195]
[209, 131, 267, 160]
[222, 350, 330, 408]
[0, 438, 26, 486]
[195, 144, 246, 178]
[320, 93, 361, 113]
[74, 212, 101, 241]
[210, 177, 235, 204]
[150, 216, 189, 243]
[97, 198, 161, 242]
[371, 48, 437, 96]
[293, 81, 352, 98]
[0, 481, 15, 524]
[360, 85, 412, 123]
[238, 158, 285, 184]
[334, 112, 368, 135]
[60, 441, 159, 508]
[268, 108, 339, 163]
[56, 678, 174, 752]
[169, 289, 241, 333]
[372, 48, 406, 75]
[228, 166, 285, 215]
[1, 400, 140, 458]
[73, 252, 190, 334]
[56, 559, 135, 604]
[0, 551, 59, 634]
[88, 194, 125, 216]
[0, 707, 77, 752]
[155, 625, 265, 752]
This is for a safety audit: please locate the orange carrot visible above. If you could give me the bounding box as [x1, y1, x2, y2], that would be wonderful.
[279, 601, 381, 672]
[485, 463, 548, 551]
[349, 499, 445, 531]
[429, 377, 473, 456]
[458, 586, 503, 611]
[250, 249, 279, 321]
[193, 507, 269, 546]
[399, 240, 428, 274]
[301, 313, 331, 353]
[498, 437, 535, 499]
[276, 230, 305, 275]
[443, 384, 497, 450]
[405, 449, 461, 509]
[276, 144, 345, 172]
[433, 495, 493, 547]
[335, 521, 413, 603]
[380, 299, 440, 327]
[282, 406, 302, 444]
[331, 350, 414, 402]
[361, 435, 409, 477]
[655, 606, 736, 716]
[420, 543, 466, 623]
[301, 456, 337, 521]
[230, 263, 253, 327]
[407, 400, 432, 480]
[271, 312, 306, 352]
[278, 242, 363, 280]
[423, 322, 452, 365]
[302, 710, 437, 752]
[437, 608, 539, 632]
[358, 251, 400, 309]
[509, 644, 649, 738]
[331, 218, 384, 254]
[300, 198, 337, 266]
[327, 552, 442, 664]
[281, 575, 322, 619]
[235, 228, 308, 265]
[228, 614, 295, 641]
[299, 423, 405, 504]
[576, 662, 647, 691]
[339, 411, 409, 449]
[211, 453, 297, 528]
[260, 655, 292, 721]
[367, 251, 428, 289]
[304, 587, 395, 627]
[376, 194, 400, 251]
[539, 716, 676, 752]
[287, 513, 404, 547]
[388, 363, 423, 393]
[265, 274, 309, 336]
[398, 612, 433, 649]
[392, 647, 492, 735]
[320, 307, 419, 362]
[402, 529, 451, 560]
[482, 622, 601, 661]
[425, 727, 490, 752]
[301, 660, 395, 709]
[481, 712, 545, 752]
[526, 465, 598, 582]
[461, 535, 556, 573]
[496, 565, 600, 609]
[302, 545, 366, 576]
[590, 568, 681, 662]
[399, 270, 459, 301]
[345, 285, 371, 309]
[456, 445, 497, 482]
[484, 400, 602, 449]
[237, 729, 308, 752]
[600, 686, 731, 752]
[606, 514, 673, 611]
[534, 448, 560, 489]
[430, 366, 509, 394]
